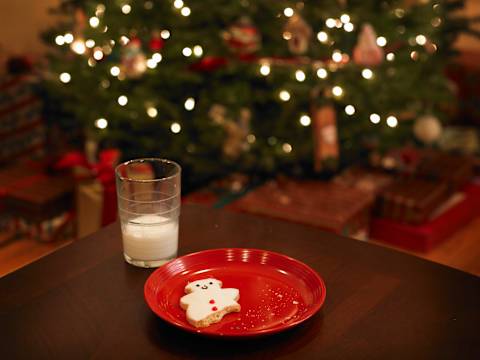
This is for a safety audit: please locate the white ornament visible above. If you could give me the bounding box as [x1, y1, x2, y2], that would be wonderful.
[414, 115, 442, 144]
[180, 278, 240, 328]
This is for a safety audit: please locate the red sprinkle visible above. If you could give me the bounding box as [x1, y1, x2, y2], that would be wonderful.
[212, 306, 218, 311]
[209, 299, 215, 304]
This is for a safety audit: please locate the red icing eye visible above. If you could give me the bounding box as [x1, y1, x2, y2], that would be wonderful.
[211, 306, 218, 311]
[209, 299, 215, 304]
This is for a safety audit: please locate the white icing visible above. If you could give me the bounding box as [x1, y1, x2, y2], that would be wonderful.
[180, 278, 240, 323]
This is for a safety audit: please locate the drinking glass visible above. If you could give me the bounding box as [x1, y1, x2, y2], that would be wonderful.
[115, 158, 181, 268]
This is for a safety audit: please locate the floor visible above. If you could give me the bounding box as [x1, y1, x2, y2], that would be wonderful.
[0, 218, 479, 278]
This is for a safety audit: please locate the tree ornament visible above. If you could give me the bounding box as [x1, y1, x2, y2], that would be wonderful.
[413, 115, 443, 145]
[121, 37, 147, 78]
[223, 17, 261, 55]
[209, 105, 250, 158]
[283, 14, 312, 55]
[312, 105, 339, 172]
[149, 30, 165, 52]
[353, 24, 384, 66]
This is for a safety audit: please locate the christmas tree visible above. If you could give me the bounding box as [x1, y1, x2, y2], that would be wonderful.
[43, 0, 473, 187]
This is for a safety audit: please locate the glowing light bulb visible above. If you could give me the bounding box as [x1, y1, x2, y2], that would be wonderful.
[55, 35, 65, 46]
[362, 68, 373, 79]
[161, 30, 171, 39]
[317, 68, 328, 79]
[386, 53, 395, 61]
[376, 36, 387, 47]
[246, 134, 256, 143]
[344, 23, 354, 32]
[279, 90, 291, 101]
[410, 51, 419, 60]
[182, 47, 192, 57]
[386, 115, 398, 127]
[173, 0, 184, 9]
[283, 31, 292, 40]
[193, 45, 203, 57]
[170, 122, 181, 133]
[71, 39, 86, 54]
[260, 64, 270, 76]
[431, 17, 442, 27]
[89, 17, 100, 28]
[332, 86, 343, 97]
[121, 4, 131, 14]
[144, 1, 153, 10]
[95, 118, 108, 129]
[332, 51, 343, 63]
[93, 48, 104, 60]
[370, 113, 381, 124]
[184, 98, 195, 110]
[326, 18, 336, 28]
[416, 34, 427, 45]
[345, 105, 356, 115]
[394, 8, 405, 18]
[295, 70, 306, 82]
[147, 107, 158, 118]
[63, 33, 74, 44]
[299, 115, 311, 126]
[85, 39, 95, 48]
[282, 143, 292, 153]
[59, 72, 71, 83]
[119, 36, 129, 45]
[340, 14, 350, 23]
[181, 7, 191, 16]
[118, 95, 128, 106]
[283, 7, 294, 17]
[317, 31, 328, 43]
[96, 4, 105, 16]
[110, 66, 120, 76]
[152, 53, 162, 62]
[147, 58, 157, 69]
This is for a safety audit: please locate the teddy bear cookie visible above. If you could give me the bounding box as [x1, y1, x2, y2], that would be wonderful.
[180, 278, 240, 328]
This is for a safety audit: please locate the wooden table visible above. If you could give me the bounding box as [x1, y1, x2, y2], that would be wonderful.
[1, 205, 478, 359]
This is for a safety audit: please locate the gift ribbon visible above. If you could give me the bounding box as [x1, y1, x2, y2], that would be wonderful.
[54, 149, 120, 226]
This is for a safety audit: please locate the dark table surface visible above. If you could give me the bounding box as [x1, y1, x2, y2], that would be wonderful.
[1, 204, 479, 359]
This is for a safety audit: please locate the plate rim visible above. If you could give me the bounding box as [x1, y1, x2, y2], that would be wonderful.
[144, 248, 327, 337]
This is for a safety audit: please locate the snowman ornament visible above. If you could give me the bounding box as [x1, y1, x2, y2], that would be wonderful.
[180, 278, 240, 328]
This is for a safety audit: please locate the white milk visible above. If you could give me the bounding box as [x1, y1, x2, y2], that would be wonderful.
[122, 214, 178, 261]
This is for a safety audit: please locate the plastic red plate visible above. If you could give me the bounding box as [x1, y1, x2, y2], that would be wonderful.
[144, 248, 326, 337]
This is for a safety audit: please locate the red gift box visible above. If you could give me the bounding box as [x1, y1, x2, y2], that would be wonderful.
[370, 183, 480, 252]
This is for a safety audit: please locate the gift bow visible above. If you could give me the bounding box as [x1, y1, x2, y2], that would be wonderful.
[54, 149, 120, 184]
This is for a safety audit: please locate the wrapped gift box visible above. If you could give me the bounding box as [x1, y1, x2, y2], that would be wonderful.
[378, 178, 451, 225]
[230, 178, 375, 238]
[0, 74, 45, 164]
[371, 183, 480, 252]
[416, 151, 474, 191]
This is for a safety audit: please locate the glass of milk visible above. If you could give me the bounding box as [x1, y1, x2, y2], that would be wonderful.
[115, 158, 181, 268]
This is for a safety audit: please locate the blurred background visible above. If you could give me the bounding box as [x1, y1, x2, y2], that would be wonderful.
[0, 0, 479, 276]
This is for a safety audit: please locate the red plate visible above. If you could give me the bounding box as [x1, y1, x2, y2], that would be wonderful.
[144, 248, 326, 337]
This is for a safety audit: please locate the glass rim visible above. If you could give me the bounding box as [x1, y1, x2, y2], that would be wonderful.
[115, 158, 181, 183]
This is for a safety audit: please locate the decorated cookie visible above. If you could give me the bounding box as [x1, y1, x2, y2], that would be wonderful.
[180, 278, 240, 328]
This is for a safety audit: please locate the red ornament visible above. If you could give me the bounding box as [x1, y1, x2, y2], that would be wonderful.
[149, 37, 164, 52]
[223, 17, 260, 55]
[190, 56, 228, 72]
[211, 306, 218, 311]
[209, 299, 215, 304]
